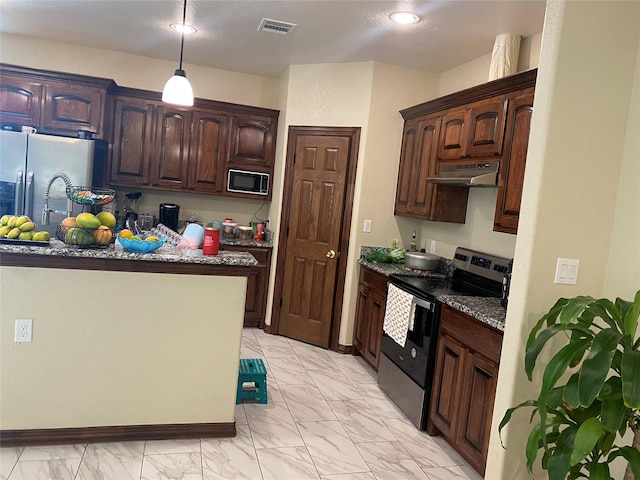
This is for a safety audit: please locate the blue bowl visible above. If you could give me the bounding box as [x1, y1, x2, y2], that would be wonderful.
[118, 237, 164, 253]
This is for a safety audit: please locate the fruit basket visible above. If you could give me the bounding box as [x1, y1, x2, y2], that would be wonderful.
[56, 224, 115, 248]
[117, 236, 165, 253]
[66, 186, 115, 206]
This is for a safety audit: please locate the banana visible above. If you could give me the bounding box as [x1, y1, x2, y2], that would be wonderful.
[7, 227, 21, 239]
[19, 221, 36, 232]
[0, 225, 11, 237]
[14, 215, 31, 227]
[0, 215, 10, 226]
[7, 216, 17, 228]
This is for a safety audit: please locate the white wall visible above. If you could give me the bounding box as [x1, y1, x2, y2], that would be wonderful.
[486, 2, 640, 478]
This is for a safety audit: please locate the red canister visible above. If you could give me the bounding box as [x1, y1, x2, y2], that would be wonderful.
[203, 227, 220, 255]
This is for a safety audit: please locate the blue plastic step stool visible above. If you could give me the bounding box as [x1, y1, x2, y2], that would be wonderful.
[236, 358, 268, 404]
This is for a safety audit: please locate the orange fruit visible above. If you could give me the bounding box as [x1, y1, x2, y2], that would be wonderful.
[146, 236, 160, 242]
[119, 229, 133, 239]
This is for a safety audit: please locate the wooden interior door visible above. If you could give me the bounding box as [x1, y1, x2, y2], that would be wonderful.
[275, 126, 359, 349]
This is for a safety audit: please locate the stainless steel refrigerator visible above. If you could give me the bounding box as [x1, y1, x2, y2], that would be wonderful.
[0, 130, 106, 236]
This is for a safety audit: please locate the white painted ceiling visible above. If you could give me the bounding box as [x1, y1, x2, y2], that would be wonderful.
[0, 0, 546, 78]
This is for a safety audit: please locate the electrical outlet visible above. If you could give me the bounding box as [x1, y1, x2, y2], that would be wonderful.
[430, 240, 437, 254]
[363, 219, 372, 233]
[15, 318, 32, 343]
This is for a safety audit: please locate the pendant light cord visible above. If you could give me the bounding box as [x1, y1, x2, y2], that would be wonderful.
[178, 0, 187, 70]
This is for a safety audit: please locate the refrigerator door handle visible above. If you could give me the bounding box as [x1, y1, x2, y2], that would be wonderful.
[15, 171, 24, 216]
[25, 171, 34, 219]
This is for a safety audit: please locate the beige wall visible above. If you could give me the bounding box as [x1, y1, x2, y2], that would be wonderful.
[0, 267, 246, 429]
[267, 62, 438, 344]
[486, 2, 640, 479]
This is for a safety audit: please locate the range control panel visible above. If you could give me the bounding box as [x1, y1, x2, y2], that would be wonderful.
[453, 247, 512, 283]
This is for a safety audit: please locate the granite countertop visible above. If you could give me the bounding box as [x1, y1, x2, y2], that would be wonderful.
[358, 245, 451, 280]
[438, 295, 506, 332]
[220, 238, 272, 249]
[0, 240, 258, 267]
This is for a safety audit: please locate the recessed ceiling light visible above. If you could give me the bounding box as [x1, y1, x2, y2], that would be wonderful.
[170, 23, 197, 34]
[389, 12, 421, 24]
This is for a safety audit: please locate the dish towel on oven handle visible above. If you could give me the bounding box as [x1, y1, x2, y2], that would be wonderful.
[383, 283, 416, 347]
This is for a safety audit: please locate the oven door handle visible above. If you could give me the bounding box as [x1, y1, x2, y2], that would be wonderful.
[412, 297, 434, 311]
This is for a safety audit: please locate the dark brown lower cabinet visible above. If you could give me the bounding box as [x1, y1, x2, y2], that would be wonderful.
[353, 266, 387, 370]
[428, 304, 503, 476]
[221, 245, 271, 328]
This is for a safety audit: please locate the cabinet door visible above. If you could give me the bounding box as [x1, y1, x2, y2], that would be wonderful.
[227, 114, 276, 168]
[188, 110, 227, 193]
[41, 82, 106, 137]
[152, 106, 191, 189]
[0, 74, 43, 127]
[466, 97, 508, 158]
[437, 108, 469, 160]
[456, 350, 499, 475]
[394, 118, 420, 216]
[429, 334, 465, 439]
[353, 283, 370, 354]
[109, 97, 154, 186]
[364, 290, 385, 369]
[494, 88, 535, 234]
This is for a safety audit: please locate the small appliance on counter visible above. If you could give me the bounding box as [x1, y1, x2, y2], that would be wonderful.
[122, 192, 141, 229]
[138, 213, 156, 231]
[159, 203, 179, 231]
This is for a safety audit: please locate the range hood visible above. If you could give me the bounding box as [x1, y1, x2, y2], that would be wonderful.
[427, 161, 499, 187]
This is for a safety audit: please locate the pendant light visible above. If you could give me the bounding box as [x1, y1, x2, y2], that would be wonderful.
[162, 0, 194, 106]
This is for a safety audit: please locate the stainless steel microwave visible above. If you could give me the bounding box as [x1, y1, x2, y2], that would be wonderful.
[227, 169, 269, 196]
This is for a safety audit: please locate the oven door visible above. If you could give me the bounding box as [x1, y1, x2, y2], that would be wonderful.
[380, 295, 438, 388]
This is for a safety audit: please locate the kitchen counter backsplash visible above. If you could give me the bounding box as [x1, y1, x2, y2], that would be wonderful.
[359, 245, 452, 279]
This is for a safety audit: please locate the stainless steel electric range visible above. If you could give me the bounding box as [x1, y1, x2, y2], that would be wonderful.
[377, 247, 511, 430]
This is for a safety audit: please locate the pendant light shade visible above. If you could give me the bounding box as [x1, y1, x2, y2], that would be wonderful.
[162, 69, 194, 106]
[162, 0, 194, 106]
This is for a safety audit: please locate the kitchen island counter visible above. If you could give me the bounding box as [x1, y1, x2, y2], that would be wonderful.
[0, 240, 258, 276]
[1, 241, 252, 446]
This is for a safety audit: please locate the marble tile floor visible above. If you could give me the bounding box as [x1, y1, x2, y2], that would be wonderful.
[1, 328, 483, 480]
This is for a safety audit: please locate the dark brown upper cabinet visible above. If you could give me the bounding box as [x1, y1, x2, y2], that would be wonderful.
[395, 69, 537, 230]
[0, 64, 113, 138]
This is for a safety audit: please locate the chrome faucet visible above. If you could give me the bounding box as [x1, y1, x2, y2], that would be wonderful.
[42, 172, 73, 226]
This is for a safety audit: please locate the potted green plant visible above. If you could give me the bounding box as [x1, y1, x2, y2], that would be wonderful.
[499, 290, 640, 479]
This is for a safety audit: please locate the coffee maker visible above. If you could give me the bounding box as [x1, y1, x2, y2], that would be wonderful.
[159, 203, 180, 232]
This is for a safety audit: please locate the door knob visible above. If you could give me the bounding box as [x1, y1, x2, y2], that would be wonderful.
[326, 249, 336, 259]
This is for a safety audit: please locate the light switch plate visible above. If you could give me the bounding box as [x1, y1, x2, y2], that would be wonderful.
[363, 219, 372, 233]
[554, 258, 580, 285]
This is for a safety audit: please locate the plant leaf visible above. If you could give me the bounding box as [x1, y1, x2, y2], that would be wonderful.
[600, 396, 626, 432]
[498, 400, 538, 447]
[539, 342, 587, 448]
[525, 425, 542, 473]
[621, 349, 640, 408]
[616, 446, 640, 480]
[578, 329, 623, 406]
[587, 462, 609, 480]
[527, 298, 569, 349]
[571, 417, 605, 466]
[563, 373, 580, 409]
[525, 324, 566, 380]
[622, 290, 640, 338]
[560, 296, 595, 326]
[548, 427, 575, 480]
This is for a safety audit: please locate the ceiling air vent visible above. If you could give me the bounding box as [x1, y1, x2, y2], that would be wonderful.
[258, 18, 297, 35]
